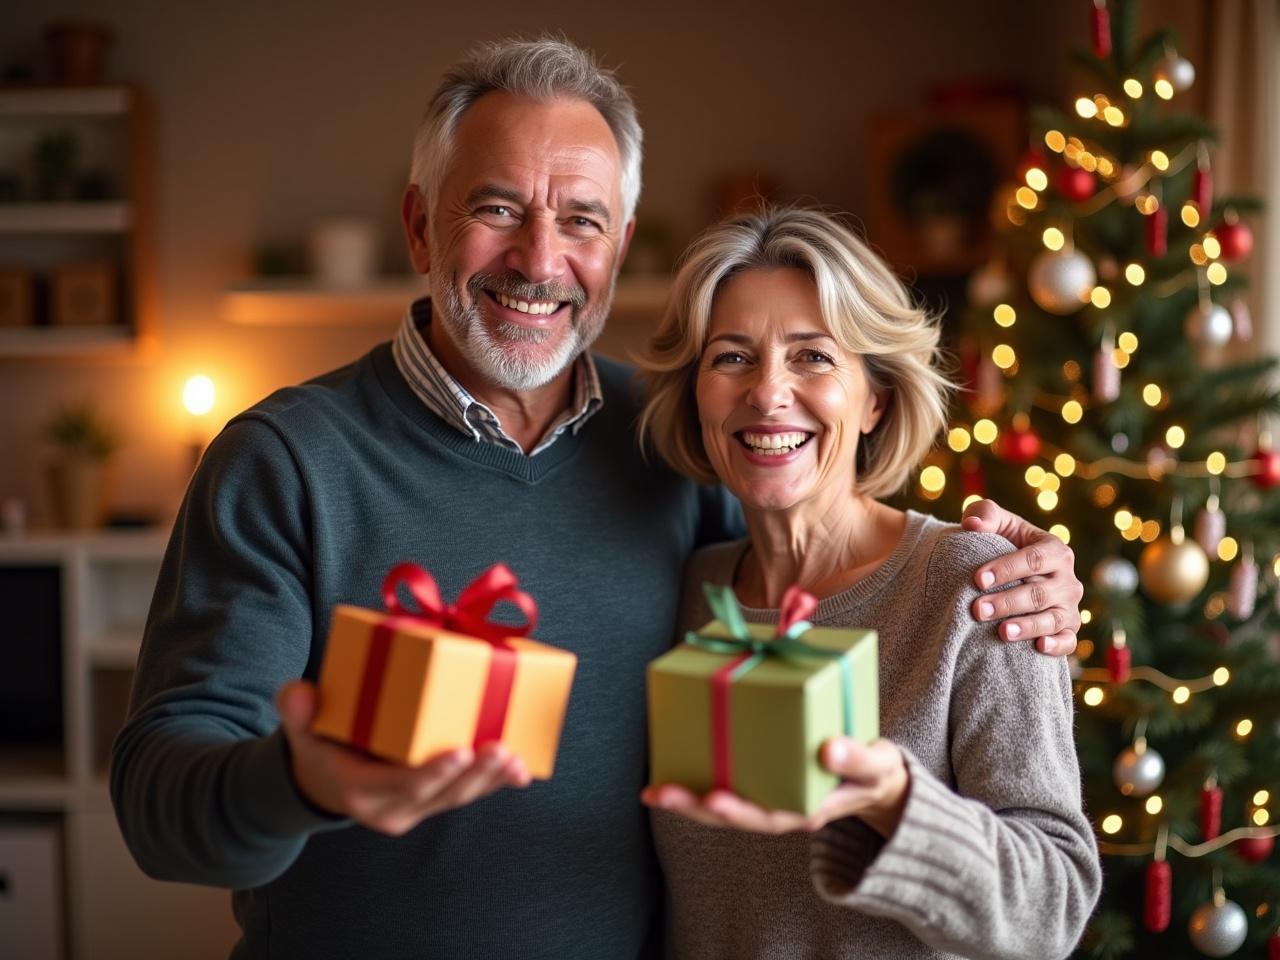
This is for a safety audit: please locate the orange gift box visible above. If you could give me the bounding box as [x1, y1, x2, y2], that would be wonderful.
[310, 563, 576, 778]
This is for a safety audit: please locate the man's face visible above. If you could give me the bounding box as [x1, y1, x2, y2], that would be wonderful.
[404, 91, 633, 392]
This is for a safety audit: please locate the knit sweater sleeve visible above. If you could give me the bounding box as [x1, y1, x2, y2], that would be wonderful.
[110, 416, 346, 890]
[811, 531, 1101, 960]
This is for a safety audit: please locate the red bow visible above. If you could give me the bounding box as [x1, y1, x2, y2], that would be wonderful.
[381, 562, 538, 641]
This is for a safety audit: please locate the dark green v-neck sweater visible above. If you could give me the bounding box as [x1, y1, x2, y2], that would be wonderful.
[111, 343, 740, 959]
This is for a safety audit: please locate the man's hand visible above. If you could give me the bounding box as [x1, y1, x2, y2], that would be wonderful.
[961, 498, 1082, 657]
[277, 680, 530, 835]
[642, 737, 909, 838]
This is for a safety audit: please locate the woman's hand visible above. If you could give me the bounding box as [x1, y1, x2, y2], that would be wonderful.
[641, 737, 909, 838]
[961, 498, 1082, 657]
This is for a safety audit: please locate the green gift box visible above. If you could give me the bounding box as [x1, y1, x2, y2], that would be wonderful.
[647, 584, 878, 815]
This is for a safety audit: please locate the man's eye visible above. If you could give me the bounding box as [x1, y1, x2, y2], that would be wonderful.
[567, 216, 601, 231]
[482, 205, 513, 217]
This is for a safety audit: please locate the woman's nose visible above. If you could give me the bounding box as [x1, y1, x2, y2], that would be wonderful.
[746, 365, 792, 414]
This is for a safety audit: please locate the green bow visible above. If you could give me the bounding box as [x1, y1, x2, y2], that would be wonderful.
[685, 583, 855, 735]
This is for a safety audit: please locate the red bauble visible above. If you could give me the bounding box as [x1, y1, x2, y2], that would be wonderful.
[1215, 220, 1254, 261]
[1146, 206, 1168, 257]
[1105, 645, 1130, 683]
[1253, 448, 1280, 489]
[1192, 167, 1212, 216]
[960, 456, 985, 498]
[998, 427, 1041, 465]
[1199, 785, 1222, 840]
[1143, 859, 1172, 932]
[1269, 932, 1280, 960]
[1091, 3, 1112, 58]
[1235, 833, 1275, 864]
[1055, 165, 1096, 202]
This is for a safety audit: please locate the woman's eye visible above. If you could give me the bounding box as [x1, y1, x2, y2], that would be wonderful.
[796, 349, 836, 365]
[710, 351, 748, 366]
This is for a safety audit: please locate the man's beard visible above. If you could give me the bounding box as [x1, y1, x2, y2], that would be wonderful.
[432, 269, 613, 391]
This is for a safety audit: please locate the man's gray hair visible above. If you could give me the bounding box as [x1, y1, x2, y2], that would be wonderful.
[410, 37, 643, 223]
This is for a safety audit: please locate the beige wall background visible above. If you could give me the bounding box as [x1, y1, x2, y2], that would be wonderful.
[0, 1, 1238, 525]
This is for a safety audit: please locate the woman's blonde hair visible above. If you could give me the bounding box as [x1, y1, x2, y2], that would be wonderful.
[636, 206, 953, 500]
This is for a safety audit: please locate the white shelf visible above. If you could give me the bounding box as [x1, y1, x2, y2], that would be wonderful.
[223, 274, 672, 326]
[0, 86, 130, 117]
[0, 202, 132, 233]
[0, 325, 136, 359]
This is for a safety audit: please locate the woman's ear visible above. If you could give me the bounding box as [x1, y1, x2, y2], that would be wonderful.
[861, 389, 890, 435]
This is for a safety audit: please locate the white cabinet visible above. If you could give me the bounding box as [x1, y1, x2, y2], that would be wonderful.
[0, 532, 238, 959]
[0, 823, 64, 960]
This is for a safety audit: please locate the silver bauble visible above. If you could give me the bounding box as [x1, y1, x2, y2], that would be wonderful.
[1093, 348, 1120, 402]
[1186, 303, 1233, 347]
[1187, 898, 1247, 957]
[967, 259, 1010, 308]
[1092, 557, 1139, 596]
[1230, 298, 1253, 342]
[1155, 54, 1197, 93]
[1028, 249, 1096, 315]
[1194, 508, 1226, 554]
[1113, 744, 1165, 796]
[1227, 558, 1258, 620]
[1111, 432, 1130, 453]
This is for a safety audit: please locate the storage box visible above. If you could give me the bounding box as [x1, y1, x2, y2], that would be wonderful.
[648, 590, 877, 815]
[311, 565, 576, 779]
[50, 263, 117, 326]
[0, 821, 65, 960]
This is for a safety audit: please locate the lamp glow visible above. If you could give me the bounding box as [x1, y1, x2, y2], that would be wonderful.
[183, 375, 216, 416]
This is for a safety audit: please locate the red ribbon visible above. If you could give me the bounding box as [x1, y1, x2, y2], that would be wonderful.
[350, 563, 538, 753]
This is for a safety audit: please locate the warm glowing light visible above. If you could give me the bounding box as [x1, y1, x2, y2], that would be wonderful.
[1007, 206, 1027, 226]
[1118, 332, 1139, 353]
[1154, 78, 1174, 99]
[1090, 287, 1112, 308]
[1142, 384, 1162, 406]
[1096, 157, 1115, 177]
[1063, 360, 1081, 381]
[1016, 187, 1039, 209]
[1043, 227, 1065, 250]
[994, 304, 1016, 327]
[1172, 685, 1190, 704]
[1256, 790, 1272, 806]
[1112, 349, 1131, 369]
[1054, 454, 1076, 476]
[1237, 718, 1254, 738]
[1041, 475, 1061, 493]
[948, 427, 972, 452]
[1165, 426, 1185, 448]
[1025, 466, 1047, 486]
[1207, 263, 1227, 285]
[1213, 667, 1231, 686]
[1101, 814, 1123, 834]
[1122, 521, 1142, 542]
[1075, 97, 1099, 118]
[973, 420, 998, 444]
[962, 494, 983, 510]
[1254, 808, 1271, 826]
[1206, 451, 1226, 475]
[1083, 687, 1105, 707]
[1218, 537, 1239, 562]
[1140, 520, 1161, 542]
[992, 344, 1016, 369]
[1125, 263, 1146, 285]
[1206, 593, 1226, 618]
[1080, 609, 1093, 625]
[1079, 153, 1098, 173]
[1203, 235, 1222, 259]
[1103, 106, 1125, 126]
[1094, 484, 1116, 507]
[1181, 203, 1201, 228]
[919, 465, 946, 493]
[183, 375, 216, 416]
[1190, 244, 1209, 265]
[1145, 795, 1163, 814]
[1114, 509, 1134, 529]
[1123, 78, 1143, 98]
[1045, 130, 1066, 152]
[1150, 150, 1170, 171]
[1026, 168, 1049, 191]
[1062, 400, 1083, 424]
[1137, 195, 1160, 215]
[1049, 524, 1070, 544]
[1037, 490, 1059, 511]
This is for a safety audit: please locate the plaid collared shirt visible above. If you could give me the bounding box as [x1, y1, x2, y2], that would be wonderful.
[391, 297, 603, 456]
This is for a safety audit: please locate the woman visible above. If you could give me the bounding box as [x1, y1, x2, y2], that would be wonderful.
[636, 207, 1100, 960]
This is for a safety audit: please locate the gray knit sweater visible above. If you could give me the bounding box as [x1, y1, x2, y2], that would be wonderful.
[652, 511, 1101, 960]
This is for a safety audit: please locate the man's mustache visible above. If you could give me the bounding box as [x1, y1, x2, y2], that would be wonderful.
[468, 271, 587, 309]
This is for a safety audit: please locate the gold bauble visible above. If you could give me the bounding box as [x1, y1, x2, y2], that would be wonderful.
[1139, 532, 1209, 604]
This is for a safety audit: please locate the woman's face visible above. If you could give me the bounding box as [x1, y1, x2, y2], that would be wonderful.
[695, 266, 886, 513]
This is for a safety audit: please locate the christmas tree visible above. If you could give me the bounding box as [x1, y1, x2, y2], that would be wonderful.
[906, 1, 1280, 956]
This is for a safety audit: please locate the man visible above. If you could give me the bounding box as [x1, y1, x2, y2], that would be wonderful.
[112, 38, 1083, 959]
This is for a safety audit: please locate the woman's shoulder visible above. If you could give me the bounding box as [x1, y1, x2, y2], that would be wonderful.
[907, 513, 1015, 604]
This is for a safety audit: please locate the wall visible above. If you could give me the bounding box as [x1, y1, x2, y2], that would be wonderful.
[1, 1, 1095, 524]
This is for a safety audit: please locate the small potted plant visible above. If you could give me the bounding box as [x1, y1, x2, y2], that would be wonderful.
[45, 401, 119, 530]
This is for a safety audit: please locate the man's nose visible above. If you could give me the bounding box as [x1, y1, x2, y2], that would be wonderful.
[505, 215, 566, 285]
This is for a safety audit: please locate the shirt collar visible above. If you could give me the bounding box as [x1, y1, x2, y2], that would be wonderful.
[391, 297, 603, 456]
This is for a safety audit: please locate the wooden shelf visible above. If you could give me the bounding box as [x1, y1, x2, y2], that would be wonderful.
[0, 324, 136, 359]
[223, 274, 672, 326]
[0, 86, 131, 117]
[0, 746, 69, 809]
[0, 202, 132, 233]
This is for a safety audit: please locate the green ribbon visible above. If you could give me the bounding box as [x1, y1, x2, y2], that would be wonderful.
[685, 583, 855, 736]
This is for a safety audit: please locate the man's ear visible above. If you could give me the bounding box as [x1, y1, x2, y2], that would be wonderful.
[615, 218, 637, 271]
[401, 185, 432, 275]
